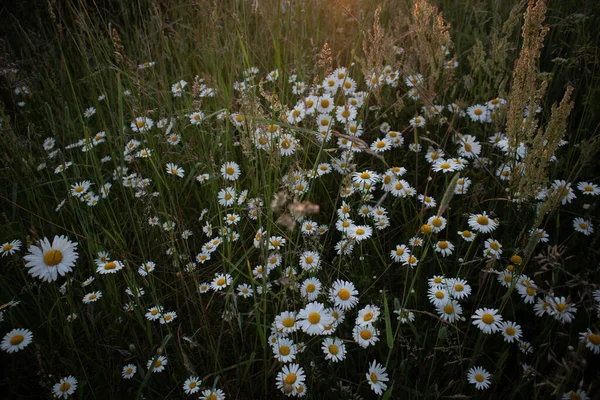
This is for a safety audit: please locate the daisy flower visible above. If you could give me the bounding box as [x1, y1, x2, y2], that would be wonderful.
[121, 364, 136, 379]
[353, 324, 380, 348]
[390, 244, 410, 263]
[322, 337, 346, 362]
[272, 338, 297, 363]
[189, 111, 204, 125]
[23, 235, 79, 283]
[70, 181, 92, 197]
[352, 170, 380, 186]
[577, 181, 600, 195]
[366, 360, 389, 395]
[237, 283, 253, 298]
[183, 376, 202, 394]
[52, 376, 78, 399]
[329, 280, 359, 310]
[297, 302, 333, 336]
[471, 308, 503, 334]
[356, 305, 380, 326]
[159, 311, 177, 324]
[500, 321, 522, 343]
[549, 296, 577, 324]
[276, 363, 306, 395]
[467, 212, 498, 234]
[301, 278, 322, 301]
[432, 158, 458, 173]
[434, 240, 454, 256]
[147, 355, 167, 373]
[96, 260, 124, 275]
[394, 308, 415, 324]
[200, 389, 226, 400]
[166, 163, 184, 178]
[562, 390, 589, 400]
[579, 329, 600, 354]
[275, 311, 298, 334]
[221, 161, 241, 181]
[573, 217, 594, 236]
[82, 291, 102, 304]
[211, 273, 232, 291]
[428, 287, 450, 306]
[409, 115, 426, 128]
[299, 251, 320, 271]
[1, 239, 22, 256]
[131, 116, 153, 132]
[467, 366, 491, 390]
[1, 328, 33, 353]
[437, 300, 462, 323]
[83, 107, 96, 118]
[349, 225, 373, 242]
[467, 104, 489, 122]
[484, 238, 503, 257]
[446, 278, 471, 300]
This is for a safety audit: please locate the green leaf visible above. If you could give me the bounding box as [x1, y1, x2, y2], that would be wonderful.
[384, 291, 393, 349]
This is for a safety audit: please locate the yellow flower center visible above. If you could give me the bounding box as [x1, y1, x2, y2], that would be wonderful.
[363, 312, 373, 322]
[306, 284, 316, 293]
[474, 373, 484, 382]
[476, 216, 489, 225]
[75, 186, 85, 193]
[320, 99, 329, 108]
[328, 344, 339, 355]
[570, 393, 581, 400]
[305, 256, 314, 264]
[3, 244, 13, 251]
[474, 109, 483, 116]
[481, 313, 495, 324]
[556, 303, 566, 313]
[89, 294, 97, 300]
[526, 287, 535, 296]
[338, 288, 351, 301]
[506, 327, 516, 336]
[440, 162, 451, 169]
[504, 275, 512, 282]
[396, 248, 405, 256]
[59, 382, 71, 392]
[438, 241, 448, 249]
[360, 172, 371, 180]
[511, 255, 523, 264]
[44, 250, 63, 266]
[377, 141, 386, 149]
[370, 372, 378, 383]
[189, 381, 196, 388]
[435, 291, 444, 299]
[10, 334, 24, 345]
[455, 284, 464, 292]
[308, 312, 321, 324]
[421, 224, 432, 234]
[104, 261, 117, 270]
[236, 115, 243, 122]
[355, 228, 365, 235]
[282, 140, 290, 149]
[588, 333, 600, 345]
[360, 330, 372, 340]
[226, 167, 235, 175]
[279, 345, 290, 356]
[217, 278, 226, 286]
[136, 121, 145, 128]
[579, 223, 588, 229]
[464, 143, 472, 152]
[282, 317, 295, 328]
[125, 368, 132, 374]
[225, 193, 232, 200]
[285, 373, 297, 385]
[444, 305, 454, 314]
[490, 242, 499, 251]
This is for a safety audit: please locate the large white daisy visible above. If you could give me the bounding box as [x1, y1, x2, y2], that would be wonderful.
[23, 235, 78, 282]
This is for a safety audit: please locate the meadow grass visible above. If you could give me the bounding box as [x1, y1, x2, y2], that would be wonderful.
[0, 0, 599, 398]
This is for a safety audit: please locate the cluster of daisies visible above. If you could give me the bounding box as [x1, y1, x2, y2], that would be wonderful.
[2, 36, 598, 399]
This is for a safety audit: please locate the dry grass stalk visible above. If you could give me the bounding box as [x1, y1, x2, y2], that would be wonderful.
[505, 0, 549, 149]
